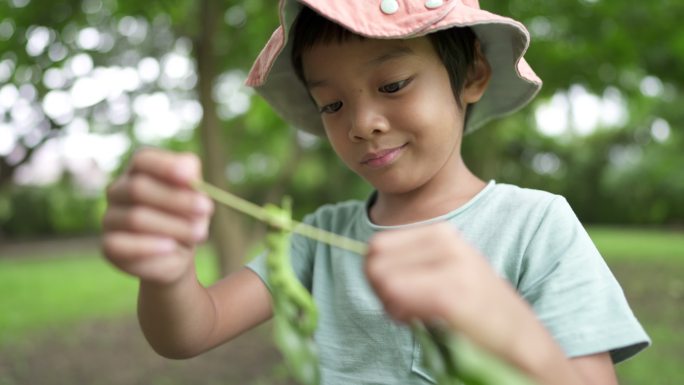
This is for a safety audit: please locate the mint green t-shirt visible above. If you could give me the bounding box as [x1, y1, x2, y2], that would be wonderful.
[247, 181, 650, 384]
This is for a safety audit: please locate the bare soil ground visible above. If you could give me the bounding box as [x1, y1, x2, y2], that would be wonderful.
[0, 237, 296, 385]
[0, 235, 101, 259]
[0, 317, 295, 385]
[1, 237, 682, 384]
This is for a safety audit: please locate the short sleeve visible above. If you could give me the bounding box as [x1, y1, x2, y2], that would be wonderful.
[517, 196, 650, 363]
[245, 213, 316, 292]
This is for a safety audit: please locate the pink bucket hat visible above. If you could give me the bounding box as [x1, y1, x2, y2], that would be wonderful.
[245, 0, 542, 135]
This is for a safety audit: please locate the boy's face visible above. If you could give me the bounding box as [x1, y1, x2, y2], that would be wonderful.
[302, 36, 481, 195]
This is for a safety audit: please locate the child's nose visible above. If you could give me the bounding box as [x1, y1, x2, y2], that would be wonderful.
[348, 102, 390, 141]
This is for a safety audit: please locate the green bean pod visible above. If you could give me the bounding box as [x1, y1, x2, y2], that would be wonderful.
[264, 200, 320, 385]
[412, 322, 536, 385]
[193, 181, 537, 385]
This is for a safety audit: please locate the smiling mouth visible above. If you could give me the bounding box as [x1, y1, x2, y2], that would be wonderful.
[360, 143, 408, 168]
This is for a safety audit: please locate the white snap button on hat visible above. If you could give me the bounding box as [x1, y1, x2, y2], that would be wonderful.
[424, 0, 443, 9]
[380, 0, 399, 14]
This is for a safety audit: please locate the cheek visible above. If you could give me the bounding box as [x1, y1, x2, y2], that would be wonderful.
[324, 129, 356, 165]
[400, 90, 462, 136]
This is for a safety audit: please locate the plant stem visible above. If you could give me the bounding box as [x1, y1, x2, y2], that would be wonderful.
[193, 180, 368, 255]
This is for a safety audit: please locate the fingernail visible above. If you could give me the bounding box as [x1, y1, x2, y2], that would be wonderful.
[174, 157, 196, 182]
[193, 222, 209, 242]
[195, 195, 213, 214]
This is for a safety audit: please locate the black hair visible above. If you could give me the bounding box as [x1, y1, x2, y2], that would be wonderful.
[290, 6, 478, 109]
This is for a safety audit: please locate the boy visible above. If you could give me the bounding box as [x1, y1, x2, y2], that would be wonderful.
[102, 1, 649, 384]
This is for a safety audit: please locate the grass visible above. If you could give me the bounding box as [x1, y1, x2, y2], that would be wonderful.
[0, 252, 135, 346]
[0, 247, 218, 346]
[0, 226, 682, 383]
[587, 226, 684, 262]
[588, 227, 684, 384]
[616, 325, 683, 385]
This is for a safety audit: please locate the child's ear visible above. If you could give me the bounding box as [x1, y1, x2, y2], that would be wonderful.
[462, 41, 491, 105]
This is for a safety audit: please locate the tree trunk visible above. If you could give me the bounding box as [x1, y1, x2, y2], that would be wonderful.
[196, 0, 245, 275]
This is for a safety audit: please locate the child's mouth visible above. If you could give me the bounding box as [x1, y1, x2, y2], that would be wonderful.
[360, 143, 407, 168]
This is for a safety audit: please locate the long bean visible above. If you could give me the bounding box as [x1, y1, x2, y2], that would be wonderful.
[193, 180, 535, 385]
[263, 199, 320, 385]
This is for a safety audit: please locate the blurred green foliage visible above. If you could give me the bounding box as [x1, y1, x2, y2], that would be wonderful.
[0, 0, 682, 240]
[0, 180, 105, 237]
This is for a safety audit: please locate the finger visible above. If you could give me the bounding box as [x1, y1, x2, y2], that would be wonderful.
[102, 232, 179, 262]
[366, 245, 431, 286]
[101, 232, 193, 284]
[107, 173, 213, 217]
[102, 206, 208, 245]
[375, 266, 455, 323]
[128, 148, 202, 187]
[366, 228, 447, 278]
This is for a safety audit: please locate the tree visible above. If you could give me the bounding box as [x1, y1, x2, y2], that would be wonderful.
[1, 0, 681, 249]
[1, 0, 273, 271]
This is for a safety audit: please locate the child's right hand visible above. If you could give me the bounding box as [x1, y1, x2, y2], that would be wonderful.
[101, 148, 214, 285]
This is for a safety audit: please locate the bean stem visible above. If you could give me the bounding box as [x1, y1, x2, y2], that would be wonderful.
[193, 180, 368, 255]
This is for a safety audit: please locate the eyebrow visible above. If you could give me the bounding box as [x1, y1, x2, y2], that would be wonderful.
[306, 45, 416, 90]
[365, 45, 415, 68]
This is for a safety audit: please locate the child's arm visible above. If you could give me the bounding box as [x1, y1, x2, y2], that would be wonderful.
[101, 148, 272, 358]
[137, 267, 272, 358]
[365, 223, 618, 385]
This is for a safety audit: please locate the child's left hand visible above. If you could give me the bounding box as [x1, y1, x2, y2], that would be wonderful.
[365, 222, 535, 357]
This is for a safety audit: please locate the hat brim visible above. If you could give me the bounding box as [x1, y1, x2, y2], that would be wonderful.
[246, 0, 542, 135]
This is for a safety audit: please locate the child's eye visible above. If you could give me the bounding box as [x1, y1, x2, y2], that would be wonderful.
[379, 79, 410, 94]
[320, 101, 342, 114]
